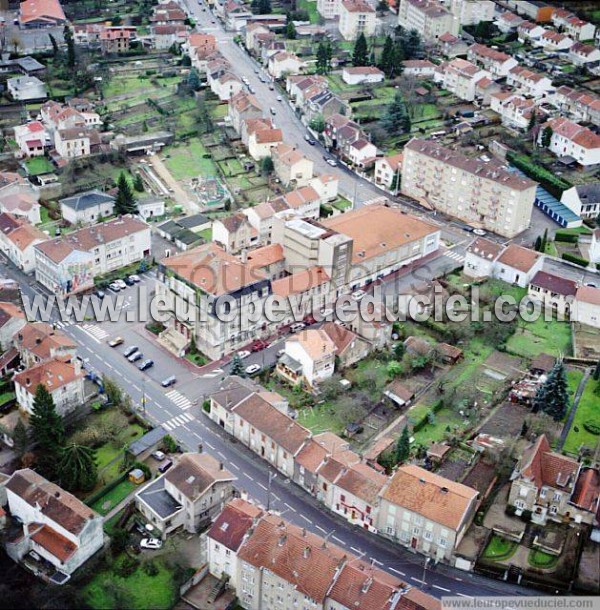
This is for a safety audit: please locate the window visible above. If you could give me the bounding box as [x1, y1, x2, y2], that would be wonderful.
[553, 492, 561, 501]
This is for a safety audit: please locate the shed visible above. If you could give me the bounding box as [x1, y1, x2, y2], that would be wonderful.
[530, 352, 555, 375]
[129, 468, 145, 484]
[426, 442, 451, 464]
[436, 342, 463, 364]
[383, 380, 415, 407]
[127, 426, 168, 462]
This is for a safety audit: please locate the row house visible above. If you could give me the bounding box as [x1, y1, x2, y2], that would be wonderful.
[286, 74, 328, 108]
[303, 89, 347, 125]
[135, 453, 235, 538]
[212, 72, 243, 102]
[575, 285, 600, 329]
[346, 138, 378, 168]
[434, 58, 489, 102]
[245, 243, 286, 279]
[260, 39, 286, 65]
[228, 91, 263, 133]
[34, 215, 151, 296]
[338, 0, 376, 41]
[397, 0, 458, 43]
[401, 138, 537, 238]
[437, 32, 469, 58]
[310, 174, 339, 203]
[324, 113, 362, 151]
[561, 184, 600, 220]
[374, 153, 403, 190]
[568, 42, 600, 66]
[517, 20, 546, 42]
[186, 33, 217, 70]
[267, 51, 305, 80]
[4, 470, 103, 576]
[561, 15, 596, 42]
[537, 30, 574, 52]
[495, 11, 524, 34]
[502, 0, 554, 22]
[244, 23, 270, 53]
[0, 212, 46, 274]
[13, 321, 77, 367]
[14, 357, 85, 417]
[0, 302, 26, 351]
[551, 86, 600, 127]
[467, 43, 518, 78]
[242, 199, 293, 245]
[151, 0, 187, 26]
[377, 464, 479, 563]
[474, 76, 502, 106]
[212, 212, 257, 254]
[244, 119, 283, 160]
[507, 65, 553, 99]
[539, 116, 600, 166]
[13, 121, 48, 157]
[490, 93, 541, 131]
[528, 270, 577, 320]
[271, 143, 314, 187]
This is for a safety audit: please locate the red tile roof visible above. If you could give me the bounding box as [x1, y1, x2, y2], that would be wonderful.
[20, 0, 65, 24]
[518, 435, 579, 490]
[30, 523, 77, 562]
[207, 498, 262, 551]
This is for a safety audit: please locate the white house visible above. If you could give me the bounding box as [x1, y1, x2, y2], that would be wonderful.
[495, 11, 523, 33]
[137, 196, 165, 221]
[561, 184, 600, 220]
[268, 52, 305, 79]
[462, 237, 504, 280]
[59, 190, 115, 225]
[569, 42, 600, 66]
[0, 212, 47, 273]
[54, 128, 100, 159]
[271, 143, 314, 187]
[434, 58, 489, 102]
[13, 121, 48, 157]
[211, 72, 244, 101]
[492, 244, 543, 287]
[280, 328, 336, 388]
[528, 271, 577, 320]
[346, 138, 377, 167]
[538, 31, 574, 52]
[402, 59, 436, 78]
[539, 117, 600, 167]
[247, 125, 283, 161]
[467, 43, 518, 78]
[575, 285, 600, 329]
[374, 153, 403, 190]
[309, 174, 338, 203]
[5, 469, 104, 576]
[507, 66, 554, 99]
[564, 16, 596, 42]
[491, 93, 539, 130]
[341, 66, 384, 85]
[13, 358, 85, 416]
[517, 21, 546, 43]
[7, 76, 47, 101]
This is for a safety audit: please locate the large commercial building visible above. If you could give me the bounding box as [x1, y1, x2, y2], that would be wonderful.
[401, 138, 537, 237]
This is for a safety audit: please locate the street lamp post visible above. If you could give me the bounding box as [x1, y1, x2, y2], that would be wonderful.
[421, 557, 430, 589]
[141, 378, 147, 415]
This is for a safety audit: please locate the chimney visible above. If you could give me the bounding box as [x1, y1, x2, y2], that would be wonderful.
[278, 534, 287, 547]
[361, 577, 373, 594]
[198, 443, 203, 454]
[303, 546, 311, 559]
[219, 462, 224, 470]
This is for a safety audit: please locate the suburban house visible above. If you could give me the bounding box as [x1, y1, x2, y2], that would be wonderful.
[561, 184, 600, 220]
[13, 322, 77, 367]
[563, 15, 596, 42]
[492, 244, 543, 287]
[338, 0, 376, 41]
[7, 76, 47, 101]
[490, 93, 539, 131]
[437, 32, 469, 58]
[278, 328, 336, 388]
[14, 121, 48, 157]
[34, 215, 151, 296]
[212, 212, 257, 253]
[54, 128, 101, 160]
[309, 174, 338, 203]
[551, 86, 600, 127]
[13, 357, 85, 416]
[508, 435, 581, 525]
[495, 11, 523, 33]
[539, 117, 600, 167]
[574, 285, 600, 329]
[346, 138, 378, 168]
[374, 153, 403, 189]
[135, 453, 236, 538]
[267, 52, 305, 79]
[4, 469, 103, 577]
[341, 66, 384, 85]
[247, 122, 283, 160]
[517, 21, 546, 42]
[0, 302, 26, 351]
[151, 24, 189, 49]
[0, 213, 47, 273]
[462, 237, 505, 280]
[528, 271, 577, 320]
[403, 59, 436, 78]
[507, 66, 553, 99]
[186, 33, 217, 70]
[99, 27, 134, 54]
[467, 44, 518, 78]
[19, 0, 66, 27]
[538, 31, 574, 52]
[433, 59, 489, 102]
[320, 321, 369, 367]
[228, 91, 263, 134]
[271, 143, 314, 187]
[0, 173, 41, 225]
[377, 464, 479, 562]
[59, 190, 116, 225]
[212, 72, 244, 102]
[569, 42, 600, 66]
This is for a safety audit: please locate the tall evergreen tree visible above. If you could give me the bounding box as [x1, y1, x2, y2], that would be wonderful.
[395, 426, 410, 463]
[49, 33, 59, 58]
[258, 0, 271, 13]
[133, 174, 144, 192]
[352, 33, 369, 67]
[230, 353, 246, 377]
[541, 126, 553, 148]
[115, 172, 137, 215]
[58, 444, 98, 491]
[404, 29, 422, 59]
[316, 42, 330, 75]
[534, 236, 542, 252]
[382, 90, 411, 133]
[379, 35, 395, 77]
[30, 385, 65, 478]
[63, 25, 75, 68]
[527, 110, 537, 131]
[286, 20, 297, 39]
[533, 361, 569, 421]
[13, 418, 29, 460]
[187, 67, 201, 91]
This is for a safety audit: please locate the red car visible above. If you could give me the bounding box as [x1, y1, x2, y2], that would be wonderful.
[250, 339, 269, 352]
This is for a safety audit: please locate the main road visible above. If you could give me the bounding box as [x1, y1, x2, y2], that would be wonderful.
[1, 253, 542, 600]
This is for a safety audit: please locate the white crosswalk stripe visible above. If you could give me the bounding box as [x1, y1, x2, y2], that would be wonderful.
[444, 250, 465, 263]
[165, 389, 193, 411]
[162, 412, 194, 431]
[80, 324, 109, 343]
[53, 321, 72, 329]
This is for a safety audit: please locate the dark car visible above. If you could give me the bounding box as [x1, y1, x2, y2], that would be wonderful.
[158, 459, 173, 473]
[139, 359, 154, 371]
[124, 276, 135, 286]
[123, 346, 139, 358]
[251, 339, 268, 352]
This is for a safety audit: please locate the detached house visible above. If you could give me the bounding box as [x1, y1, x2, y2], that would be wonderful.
[574, 285, 600, 329]
[0, 213, 47, 273]
[14, 121, 48, 157]
[267, 52, 305, 79]
[13, 322, 77, 367]
[539, 117, 600, 167]
[54, 128, 101, 160]
[279, 328, 336, 388]
[228, 91, 263, 133]
[4, 469, 103, 576]
[492, 244, 543, 287]
[59, 190, 115, 225]
[509, 435, 580, 525]
[271, 143, 314, 187]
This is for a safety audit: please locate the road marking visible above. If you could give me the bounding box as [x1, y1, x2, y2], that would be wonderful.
[105, 363, 113, 370]
[217, 451, 226, 459]
[243, 473, 253, 480]
[284, 503, 296, 513]
[272, 494, 281, 502]
[80, 324, 109, 343]
[205, 442, 215, 450]
[229, 462, 240, 470]
[316, 525, 327, 534]
[456, 593, 473, 599]
[133, 385, 141, 392]
[300, 515, 312, 524]
[162, 412, 194, 430]
[258, 482, 267, 490]
[389, 568, 405, 577]
[166, 389, 193, 410]
[370, 557, 383, 566]
[332, 536, 346, 546]
[433, 585, 451, 593]
[411, 578, 426, 585]
[454, 578, 463, 582]
[350, 546, 361, 553]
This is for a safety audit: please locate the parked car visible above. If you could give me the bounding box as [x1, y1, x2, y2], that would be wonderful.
[472, 228, 487, 236]
[123, 346, 139, 358]
[151, 450, 166, 461]
[270, 106, 276, 115]
[139, 359, 154, 371]
[129, 274, 141, 283]
[109, 282, 121, 292]
[306, 138, 316, 145]
[245, 364, 262, 376]
[326, 158, 338, 167]
[124, 276, 135, 286]
[128, 351, 143, 363]
[290, 322, 306, 333]
[115, 279, 127, 290]
[95, 289, 106, 299]
[351, 290, 366, 301]
[140, 538, 163, 550]
[108, 337, 124, 348]
[161, 375, 177, 387]
[158, 459, 173, 473]
[251, 339, 268, 352]
[237, 350, 251, 359]
[277, 95, 283, 101]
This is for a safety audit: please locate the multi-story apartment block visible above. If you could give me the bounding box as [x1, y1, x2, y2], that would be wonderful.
[377, 465, 479, 563]
[397, 0, 458, 43]
[401, 138, 537, 238]
[539, 117, 600, 167]
[34, 216, 151, 296]
[317, 0, 341, 19]
[4, 469, 103, 576]
[450, 0, 494, 26]
[433, 58, 489, 101]
[338, 0, 376, 41]
[467, 43, 518, 77]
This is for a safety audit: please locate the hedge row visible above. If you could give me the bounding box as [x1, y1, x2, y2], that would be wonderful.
[562, 252, 589, 267]
[507, 152, 571, 198]
[412, 400, 445, 434]
[554, 231, 578, 243]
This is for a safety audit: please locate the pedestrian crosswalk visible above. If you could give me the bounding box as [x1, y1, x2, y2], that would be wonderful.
[162, 412, 194, 431]
[80, 323, 110, 343]
[165, 389, 193, 411]
[444, 250, 465, 264]
[53, 320, 72, 330]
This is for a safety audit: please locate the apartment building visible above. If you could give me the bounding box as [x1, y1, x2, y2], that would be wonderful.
[317, 0, 341, 19]
[467, 43, 518, 77]
[449, 0, 494, 26]
[338, 0, 376, 41]
[156, 243, 271, 359]
[539, 117, 600, 166]
[377, 465, 479, 562]
[397, 0, 458, 43]
[401, 138, 537, 238]
[0, 212, 47, 273]
[34, 216, 151, 296]
[433, 58, 489, 101]
[13, 358, 85, 416]
[4, 470, 103, 576]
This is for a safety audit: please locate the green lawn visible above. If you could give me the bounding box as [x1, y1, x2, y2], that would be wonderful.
[198, 227, 212, 242]
[163, 138, 218, 180]
[297, 0, 319, 23]
[84, 557, 177, 610]
[410, 405, 464, 445]
[506, 318, 571, 359]
[297, 403, 345, 436]
[482, 535, 518, 561]
[528, 549, 559, 569]
[0, 391, 15, 406]
[563, 376, 600, 455]
[24, 157, 54, 176]
[332, 197, 352, 211]
[90, 479, 138, 516]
